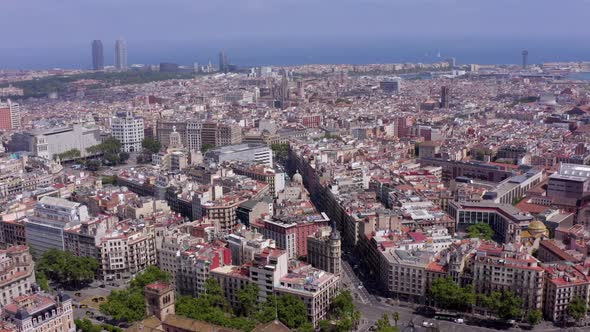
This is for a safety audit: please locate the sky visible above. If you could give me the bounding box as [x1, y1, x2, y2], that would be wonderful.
[2, 0, 590, 69]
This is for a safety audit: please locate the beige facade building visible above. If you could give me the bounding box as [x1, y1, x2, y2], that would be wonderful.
[307, 225, 341, 275]
[100, 228, 157, 281]
[543, 263, 590, 322]
[1, 293, 75, 332]
[472, 243, 544, 312]
[0, 246, 35, 307]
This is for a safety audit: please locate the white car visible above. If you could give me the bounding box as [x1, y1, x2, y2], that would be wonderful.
[454, 318, 464, 324]
[422, 321, 434, 327]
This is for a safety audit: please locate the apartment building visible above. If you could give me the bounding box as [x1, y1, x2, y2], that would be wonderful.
[542, 263, 590, 322]
[255, 213, 330, 259]
[472, 243, 544, 312]
[176, 242, 231, 297]
[211, 248, 340, 326]
[0, 246, 35, 307]
[0, 293, 75, 332]
[307, 225, 342, 275]
[100, 227, 157, 281]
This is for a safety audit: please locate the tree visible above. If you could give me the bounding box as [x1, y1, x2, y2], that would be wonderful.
[527, 310, 542, 326]
[36, 249, 99, 289]
[236, 283, 259, 317]
[100, 267, 170, 323]
[202, 278, 230, 310]
[335, 317, 353, 332]
[277, 294, 309, 329]
[298, 322, 315, 332]
[75, 319, 103, 332]
[101, 175, 118, 186]
[329, 290, 360, 329]
[318, 320, 332, 332]
[142, 137, 162, 154]
[392, 311, 400, 326]
[255, 295, 277, 324]
[481, 291, 523, 321]
[332, 290, 355, 318]
[375, 313, 399, 332]
[567, 296, 587, 321]
[201, 143, 215, 153]
[466, 223, 495, 240]
[86, 159, 101, 171]
[87, 137, 128, 166]
[100, 289, 146, 322]
[37, 272, 50, 291]
[119, 151, 130, 163]
[428, 277, 475, 312]
[130, 266, 170, 289]
[57, 148, 81, 161]
[376, 314, 390, 330]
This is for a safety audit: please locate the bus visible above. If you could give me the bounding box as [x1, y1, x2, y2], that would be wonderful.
[434, 311, 461, 322]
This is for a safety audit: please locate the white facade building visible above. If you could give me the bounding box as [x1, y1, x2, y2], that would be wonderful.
[24, 197, 89, 257]
[111, 111, 144, 153]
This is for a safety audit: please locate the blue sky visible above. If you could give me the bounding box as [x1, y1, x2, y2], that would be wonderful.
[1, 0, 590, 68]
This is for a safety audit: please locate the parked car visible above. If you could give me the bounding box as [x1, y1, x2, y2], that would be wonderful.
[422, 321, 434, 327]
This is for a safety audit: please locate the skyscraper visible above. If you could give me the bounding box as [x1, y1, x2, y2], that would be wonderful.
[115, 39, 128, 71]
[522, 50, 529, 69]
[91, 40, 104, 70]
[218, 51, 229, 73]
[441, 86, 450, 109]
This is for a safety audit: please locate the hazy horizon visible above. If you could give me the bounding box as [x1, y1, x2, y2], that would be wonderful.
[2, 0, 590, 69]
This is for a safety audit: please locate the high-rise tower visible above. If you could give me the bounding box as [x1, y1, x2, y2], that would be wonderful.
[441, 86, 450, 109]
[115, 39, 128, 71]
[218, 51, 229, 73]
[522, 50, 529, 69]
[91, 40, 104, 70]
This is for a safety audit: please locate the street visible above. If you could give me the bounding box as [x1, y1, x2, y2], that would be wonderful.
[341, 257, 574, 332]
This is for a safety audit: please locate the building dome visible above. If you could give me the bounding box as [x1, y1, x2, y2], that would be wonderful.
[292, 170, 303, 185]
[528, 220, 548, 234]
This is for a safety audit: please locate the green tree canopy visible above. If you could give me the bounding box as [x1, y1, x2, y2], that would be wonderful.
[466, 223, 495, 240]
[375, 313, 399, 332]
[201, 143, 215, 153]
[429, 277, 475, 312]
[236, 283, 259, 317]
[36, 249, 99, 289]
[56, 148, 81, 161]
[567, 296, 588, 321]
[100, 267, 170, 323]
[277, 294, 309, 329]
[480, 291, 523, 321]
[142, 137, 162, 154]
[527, 309, 542, 326]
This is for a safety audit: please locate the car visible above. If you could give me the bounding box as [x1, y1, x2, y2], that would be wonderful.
[75, 292, 82, 297]
[80, 304, 88, 309]
[454, 318, 464, 324]
[358, 285, 364, 289]
[95, 316, 106, 321]
[99, 284, 106, 288]
[422, 321, 434, 327]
